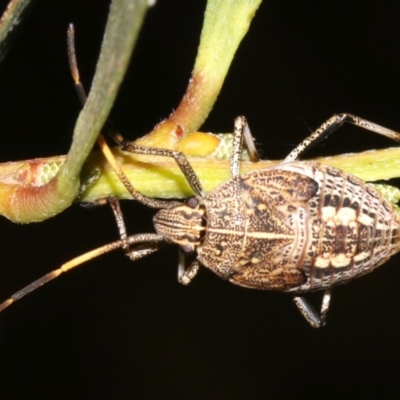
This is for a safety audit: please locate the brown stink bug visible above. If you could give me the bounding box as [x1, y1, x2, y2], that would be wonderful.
[1, 113, 400, 328]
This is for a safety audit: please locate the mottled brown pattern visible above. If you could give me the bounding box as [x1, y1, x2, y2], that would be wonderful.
[271, 161, 400, 292]
[155, 160, 400, 293]
[154, 205, 205, 252]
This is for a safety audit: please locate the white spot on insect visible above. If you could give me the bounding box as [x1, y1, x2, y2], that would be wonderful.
[321, 206, 336, 221]
[335, 207, 356, 224]
[314, 257, 330, 268]
[270, 268, 283, 276]
[354, 251, 370, 262]
[358, 214, 374, 226]
[331, 253, 350, 268]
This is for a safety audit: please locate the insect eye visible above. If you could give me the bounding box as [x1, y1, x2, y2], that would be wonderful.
[186, 197, 199, 208]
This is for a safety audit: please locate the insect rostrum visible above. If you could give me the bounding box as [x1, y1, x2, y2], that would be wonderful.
[1, 114, 400, 328]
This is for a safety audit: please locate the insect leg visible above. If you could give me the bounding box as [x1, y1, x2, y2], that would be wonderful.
[292, 288, 332, 328]
[121, 115, 262, 197]
[108, 197, 135, 259]
[121, 142, 205, 198]
[284, 113, 400, 162]
[107, 197, 167, 260]
[230, 116, 259, 178]
[177, 251, 200, 285]
[0, 27, 173, 313]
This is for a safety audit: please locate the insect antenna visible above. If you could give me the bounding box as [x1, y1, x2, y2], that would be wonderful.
[67, 24, 177, 210]
[0, 24, 210, 315]
[0, 25, 176, 314]
[68, 23, 178, 264]
[68, 25, 206, 199]
[0, 233, 167, 313]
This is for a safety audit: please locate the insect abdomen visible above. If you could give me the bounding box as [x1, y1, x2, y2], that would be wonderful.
[283, 161, 400, 292]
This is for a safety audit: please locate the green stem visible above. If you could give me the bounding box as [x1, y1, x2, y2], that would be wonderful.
[0, 0, 148, 223]
[135, 0, 263, 148]
[2, 146, 398, 203]
[0, 0, 33, 62]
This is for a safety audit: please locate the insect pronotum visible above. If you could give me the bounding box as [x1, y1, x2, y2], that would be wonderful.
[2, 25, 400, 327]
[1, 109, 400, 327]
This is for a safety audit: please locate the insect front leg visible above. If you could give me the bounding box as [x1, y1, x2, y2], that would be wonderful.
[293, 288, 332, 328]
[121, 116, 259, 197]
[121, 142, 205, 199]
[284, 113, 400, 162]
[108, 197, 129, 251]
[83, 197, 164, 261]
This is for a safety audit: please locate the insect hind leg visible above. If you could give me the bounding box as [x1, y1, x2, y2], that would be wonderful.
[284, 113, 400, 162]
[293, 288, 332, 328]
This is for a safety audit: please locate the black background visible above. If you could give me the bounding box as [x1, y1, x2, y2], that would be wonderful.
[1, 1, 400, 398]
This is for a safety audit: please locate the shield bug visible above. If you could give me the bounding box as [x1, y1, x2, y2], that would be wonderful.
[1, 113, 400, 328]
